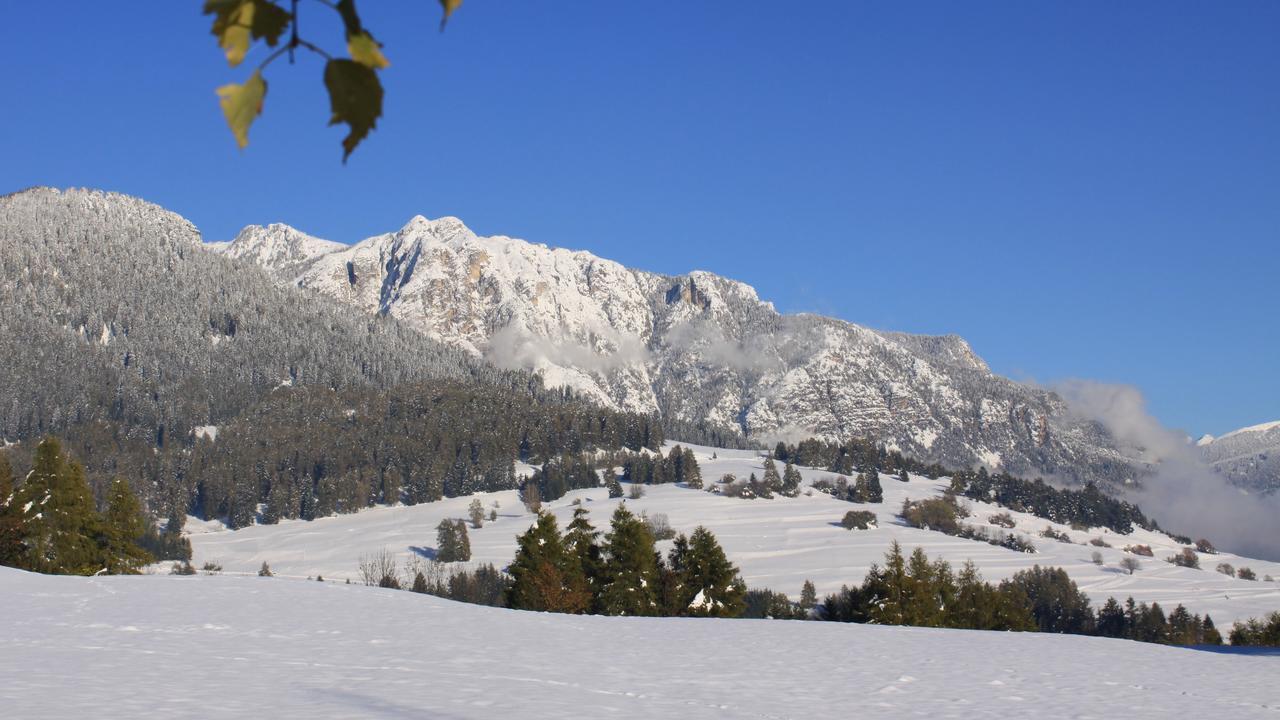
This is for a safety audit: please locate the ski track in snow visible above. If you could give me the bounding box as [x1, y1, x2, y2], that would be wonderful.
[184, 443, 1280, 629]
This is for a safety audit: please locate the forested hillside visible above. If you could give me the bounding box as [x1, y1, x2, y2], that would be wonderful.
[0, 188, 660, 526]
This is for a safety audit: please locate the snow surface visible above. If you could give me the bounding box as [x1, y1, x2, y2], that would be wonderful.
[186, 444, 1280, 629]
[2, 566, 1277, 719]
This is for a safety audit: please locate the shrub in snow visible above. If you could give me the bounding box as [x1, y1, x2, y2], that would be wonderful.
[840, 510, 877, 530]
[644, 512, 676, 541]
[1166, 548, 1200, 569]
[1040, 526, 1072, 543]
[988, 512, 1016, 529]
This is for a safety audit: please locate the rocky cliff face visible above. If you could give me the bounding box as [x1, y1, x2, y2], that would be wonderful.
[213, 215, 1139, 485]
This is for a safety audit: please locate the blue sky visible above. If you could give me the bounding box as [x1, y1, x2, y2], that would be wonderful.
[3, 1, 1276, 436]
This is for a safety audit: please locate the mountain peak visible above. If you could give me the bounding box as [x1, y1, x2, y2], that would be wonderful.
[398, 214, 472, 240]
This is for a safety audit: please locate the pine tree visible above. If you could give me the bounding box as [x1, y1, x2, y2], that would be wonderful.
[865, 470, 883, 503]
[0, 451, 23, 568]
[1201, 615, 1223, 645]
[798, 579, 817, 611]
[468, 498, 485, 528]
[599, 504, 659, 616]
[15, 438, 104, 574]
[781, 462, 802, 497]
[564, 505, 603, 609]
[411, 570, 429, 593]
[1096, 597, 1127, 638]
[761, 457, 782, 494]
[666, 526, 746, 618]
[436, 518, 471, 562]
[864, 541, 910, 625]
[681, 447, 702, 489]
[101, 477, 154, 574]
[505, 512, 589, 613]
[604, 468, 624, 498]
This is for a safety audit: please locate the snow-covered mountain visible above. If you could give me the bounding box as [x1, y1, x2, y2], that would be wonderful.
[1198, 421, 1280, 493]
[214, 223, 347, 284]
[212, 216, 1139, 486]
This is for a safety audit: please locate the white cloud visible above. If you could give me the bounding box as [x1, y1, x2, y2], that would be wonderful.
[1056, 379, 1280, 561]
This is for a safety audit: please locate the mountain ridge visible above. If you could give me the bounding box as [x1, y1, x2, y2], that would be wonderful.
[213, 213, 1141, 487]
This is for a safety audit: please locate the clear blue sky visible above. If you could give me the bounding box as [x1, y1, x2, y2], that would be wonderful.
[3, 1, 1277, 437]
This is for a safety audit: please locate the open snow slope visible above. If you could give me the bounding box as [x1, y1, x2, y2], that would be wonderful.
[186, 444, 1280, 629]
[2, 567, 1277, 720]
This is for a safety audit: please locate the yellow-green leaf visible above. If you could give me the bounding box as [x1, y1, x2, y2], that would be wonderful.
[324, 59, 383, 162]
[204, 0, 291, 67]
[348, 32, 390, 70]
[439, 0, 462, 30]
[216, 71, 268, 150]
[218, 1, 254, 67]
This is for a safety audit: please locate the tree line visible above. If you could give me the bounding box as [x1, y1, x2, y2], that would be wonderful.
[773, 436, 1153, 536]
[818, 542, 1229, 647]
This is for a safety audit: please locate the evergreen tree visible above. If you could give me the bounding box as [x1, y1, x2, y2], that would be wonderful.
[436, 518, 471, 562]
[15, 438, 104, 574]
[1096, 597, 1128, 638]
[604, 469, 624, 499]
[761, 457, 782, 494]
[865, 470, 883, 503]
[1168, 604, 1196, 645]
[863, 541, 910, 625]
[468, 498, 485, 528]
[781, 462, 802, 497]
[798, 579, 817, 612]
[100, 477, 154, 574]
[1201, 615, 1223, 645]
[564, 505, 603, 609]
[0, 451, 23, 567]
[681, 447, 702, 489]
[599, 503, 659, 616]
[666, 526, 746, 618]
[1002, 566, 1095, 635]
[505, 512, 589, 613]
[411, 570, 429, 593]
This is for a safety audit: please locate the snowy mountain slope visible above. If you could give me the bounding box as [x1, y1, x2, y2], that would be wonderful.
[1198, 421, 1280, 494]
[186, 444, 1280, 629]
[0, 188, 500, 447]
[4, 567, 1276, 720]
[217, 216, 1140, 487]
[211, 223, 347, 284]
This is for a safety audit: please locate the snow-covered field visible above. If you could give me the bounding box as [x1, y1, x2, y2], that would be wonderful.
[184, 444, 1280, 629]
[3, 566, 1277, 719]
